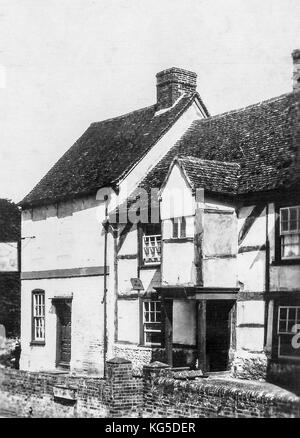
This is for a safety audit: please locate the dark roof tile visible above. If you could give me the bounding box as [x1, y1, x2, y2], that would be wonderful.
[20, 93, 199, 208]
[176, 155, 240, 194]
[140, 91, 300, 196]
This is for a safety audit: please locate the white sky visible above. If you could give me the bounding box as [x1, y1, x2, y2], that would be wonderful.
[0, 0, 299, 203]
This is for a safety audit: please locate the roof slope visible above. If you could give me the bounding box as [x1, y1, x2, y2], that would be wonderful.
[20, 93, 199, 208]
[176, 156, 240, 194]
[139, 91, 300, 196]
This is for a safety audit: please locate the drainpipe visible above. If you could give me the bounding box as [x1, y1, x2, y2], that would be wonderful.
[103, 197, 108, 378]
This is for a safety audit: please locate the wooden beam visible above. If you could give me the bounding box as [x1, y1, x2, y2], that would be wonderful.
[194, 293, 237, 300]
[230, 302, 237, 351]
[194, 198, 204, 286]
[139, 294, 144, 346]
[265, 299, 274, 359]
[197, 300, 206, 372]
[238, 204, 265, 246]
[114, 228, 118, 343]
[21, 266, 109, 280]
[117, 254, 138, 260]
[162, 299, 173, 367]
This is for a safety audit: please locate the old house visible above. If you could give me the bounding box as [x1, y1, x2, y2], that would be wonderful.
[19, 68, 209, 374]
[0, 199, 21, 338]
[19, 51, 300, 391]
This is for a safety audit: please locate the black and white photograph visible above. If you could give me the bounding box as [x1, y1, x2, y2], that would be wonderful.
[0, 0, 300, 423]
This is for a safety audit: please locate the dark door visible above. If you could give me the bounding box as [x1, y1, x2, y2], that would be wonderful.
[206, 300, 233, 372]
[56, 301, 72, 368]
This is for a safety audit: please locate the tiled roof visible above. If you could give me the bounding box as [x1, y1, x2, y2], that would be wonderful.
[139, 91, 300, 196]
[175, 156, 240, 194]
[20, 93, 200, 208]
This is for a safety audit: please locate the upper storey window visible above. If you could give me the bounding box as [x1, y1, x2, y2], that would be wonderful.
[280, 206, 300, 259]
[142, 223, 161, 266]
[172, 216, 186, 239]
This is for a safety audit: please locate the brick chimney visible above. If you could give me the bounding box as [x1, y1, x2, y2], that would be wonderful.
[156, 67, 197, 110]
[292, 49, 300, 92]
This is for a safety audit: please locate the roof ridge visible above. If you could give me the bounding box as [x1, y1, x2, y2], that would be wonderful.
[194, 91, 293, 124]
[111, 92, 198, 184]
[177, 154, 241, 167]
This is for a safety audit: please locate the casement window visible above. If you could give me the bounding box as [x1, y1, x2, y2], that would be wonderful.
[277, 306, 300, 360]
[32, 290, 45, 342]
[172, 216, 186, 239]
[142, 223, 161, 266]
[280, 206, 300, 259]
[143, 300, 162, 346]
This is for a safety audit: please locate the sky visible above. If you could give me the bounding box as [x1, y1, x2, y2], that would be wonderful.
[0, 0, 299, 203]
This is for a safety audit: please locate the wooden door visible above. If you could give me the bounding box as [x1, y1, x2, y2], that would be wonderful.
[56, 301, 72, 368]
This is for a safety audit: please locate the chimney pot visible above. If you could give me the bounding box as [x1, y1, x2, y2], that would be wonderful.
[292, 49, 300, 92]
[156, 67, 197, 110]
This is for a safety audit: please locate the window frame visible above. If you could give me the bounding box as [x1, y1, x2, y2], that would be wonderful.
[139, 222, 162, 268]
[171, 216, 186, 239]
[143, 300, 162, 346]
[279, 206, 300, 260]
[271, 298, 300, 363]
[31, 289, 45, 345]
[276, 305, 300, 361]
[274, 203, 300, 265]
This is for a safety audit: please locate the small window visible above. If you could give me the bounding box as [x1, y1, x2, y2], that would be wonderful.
[143, 300, 161, 346]
[280, 206, 300, 259]
[277, 306, 300, 360]
[32, 290, 45, 342]
[142, 223, 161, 266]
[172, 217, 186, 239]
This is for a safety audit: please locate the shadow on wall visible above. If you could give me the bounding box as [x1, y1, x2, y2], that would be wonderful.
[151, 347, 197, 369]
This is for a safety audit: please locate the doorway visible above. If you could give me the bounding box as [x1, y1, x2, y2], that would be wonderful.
[206, 300, 234, 372]
[55, 300, 72, 369]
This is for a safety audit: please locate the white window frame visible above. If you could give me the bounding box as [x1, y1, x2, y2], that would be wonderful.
[32, 291, 45, 342]
[277, 305, 300, 360]
[143, 300, 162, 346]
[142, 234, 161, 265]
[280, 206, 300, 260]
[172, 216, 186, 239]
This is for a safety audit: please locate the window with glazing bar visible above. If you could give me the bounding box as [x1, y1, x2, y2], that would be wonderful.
[143, 300, 161, 346]
[277, 306, 300, 360]
[142, 223, 161, 265]
[32, 290, 45, 342]
[172, 216, 186, 239]
[280, 206, 300, 259]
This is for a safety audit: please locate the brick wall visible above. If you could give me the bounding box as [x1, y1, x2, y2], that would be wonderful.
[1, 358, 299, 418]
[105, 358, 143, 417]
[142, 363, 300, 418]
[0, 358, 142, 418]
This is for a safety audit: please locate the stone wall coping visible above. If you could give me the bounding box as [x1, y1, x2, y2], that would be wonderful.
[1, 367, 104, 383]
[106, 357, 132, 365]
[143, 361, 171, 369]
[151, 375, 300, 405]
